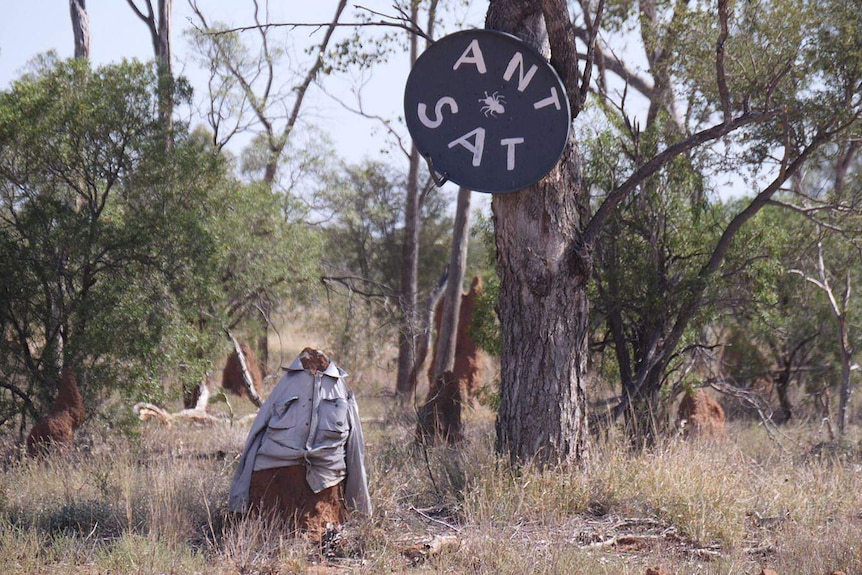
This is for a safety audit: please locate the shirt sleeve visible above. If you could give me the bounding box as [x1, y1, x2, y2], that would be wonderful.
[228, 396, 273, 512]
[344, 391, 373, 516]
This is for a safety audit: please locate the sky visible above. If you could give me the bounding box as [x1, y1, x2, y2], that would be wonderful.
[0, 2, 757, 204]
[0, 1, 484, 173]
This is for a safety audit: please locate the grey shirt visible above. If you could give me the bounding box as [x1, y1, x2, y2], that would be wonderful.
[228, 357, 372, 516]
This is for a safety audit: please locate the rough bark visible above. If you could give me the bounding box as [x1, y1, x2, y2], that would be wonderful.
[487, 0, 591, 467]
[69, 0, 90, 59]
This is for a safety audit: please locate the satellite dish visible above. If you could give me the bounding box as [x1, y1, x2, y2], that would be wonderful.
[404, 29, 571, 194]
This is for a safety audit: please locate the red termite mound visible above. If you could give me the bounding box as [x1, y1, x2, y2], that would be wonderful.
[249, 465, 344, 539]
[677, 389, 726, 438]
[27, 368, 85, 456]
[221, 342, 263, 399]
[298, 347, 330, 373]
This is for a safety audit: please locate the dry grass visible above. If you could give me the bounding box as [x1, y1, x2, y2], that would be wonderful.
[2, 394, 862, 574]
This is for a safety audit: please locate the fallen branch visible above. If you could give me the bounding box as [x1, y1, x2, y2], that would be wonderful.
[580, 533, 666, 549]
[611, 517, 667, 530]
[401, 534, 461, 563]
[225, 329, 263, 407]
[133, 402, 221, 426]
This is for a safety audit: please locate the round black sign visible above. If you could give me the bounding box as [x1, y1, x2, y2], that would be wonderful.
[404, 29, 571, 194]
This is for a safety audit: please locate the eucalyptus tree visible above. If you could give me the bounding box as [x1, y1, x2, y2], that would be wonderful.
[0, 58, 319, 434]
[789, 238, 860, 436]
[710, 205, 821, 424]
[0, 58, 181, 428]
[485, 0, 862, 464]
[310, 0, 468, 405]
[576, 0, 862, 443]
[588, 144, 725, 438]
[785, 142, 862, 436]
[69, 0, 90, 59]
[126, 0, 175, 143]
[186, 0, 348, 366]
[393, 0, 441, 407]
[187, 0, 347, 187]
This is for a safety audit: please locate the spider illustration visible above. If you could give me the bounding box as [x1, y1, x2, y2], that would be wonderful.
[478, 91, 506, 117]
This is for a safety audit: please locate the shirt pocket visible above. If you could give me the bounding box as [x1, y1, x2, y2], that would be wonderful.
[316, 397, 350, 442]
[267, 397, 301, 430]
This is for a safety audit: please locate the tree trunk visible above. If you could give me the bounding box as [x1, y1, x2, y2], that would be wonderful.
[155, 0, 173, 139]
[623, 365, 665, 445]
[837, 312, 852, 437]
[69, 0, 90, 59]
[773, 360, 794, 424]
[395, 143, 422, 407]
[488, 0, 590, 467]
[395, 1, 427, 407]
[256, 299, 270, 373]
[431, 187, 472, 381]
[409, 269, 449, 394]
[126, 0, 173, 143]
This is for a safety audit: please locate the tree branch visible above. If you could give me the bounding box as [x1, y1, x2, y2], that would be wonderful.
[0, 381, 38, 417]
[612, 125, 844, 421]
[572, 26, 657, 101]
[282, 0, 349, 144]
[577, 0, 605, 112]
[200, 19, 433, 43]
[125, 0, 159, 56]
[321, 275, 394, 300]
[765, 199, 852, 233]
[542, 0, 583, 115]
[583, 110, 775, 247]
[318, 83, 411, 158]
[715, 0, 731, 120]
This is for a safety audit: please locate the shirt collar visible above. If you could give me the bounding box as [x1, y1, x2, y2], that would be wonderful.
[284, 355, 345, 378]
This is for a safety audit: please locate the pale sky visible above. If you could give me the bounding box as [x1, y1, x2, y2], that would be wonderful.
[4, 3, 743, 202]
[0, 1, 484, 171]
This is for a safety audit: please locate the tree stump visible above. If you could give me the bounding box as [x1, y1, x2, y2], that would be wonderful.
[416, 371, 464, 445]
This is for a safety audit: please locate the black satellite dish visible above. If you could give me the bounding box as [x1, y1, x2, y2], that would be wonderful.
[404, 29, 571, 194]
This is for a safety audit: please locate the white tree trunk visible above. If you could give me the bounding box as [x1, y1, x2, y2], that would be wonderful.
[431, 187, 472, 381]
[69, 0, 90, 59]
